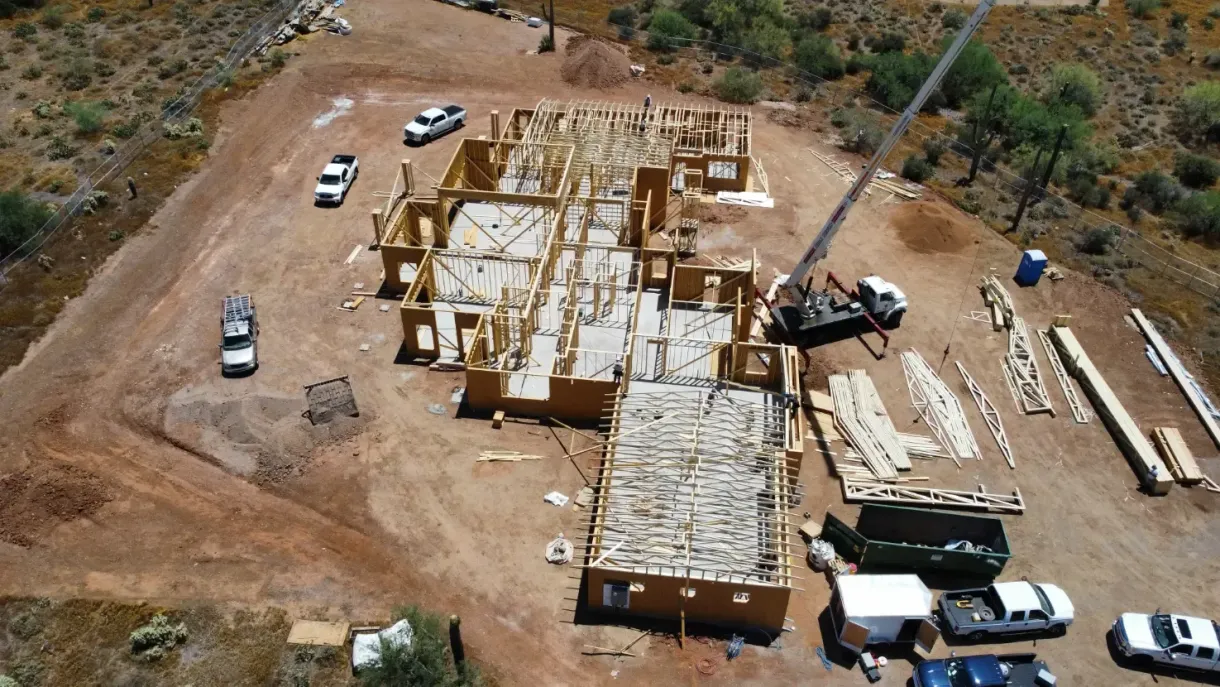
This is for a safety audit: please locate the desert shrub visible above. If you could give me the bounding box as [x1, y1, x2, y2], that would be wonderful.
[942, 8, 966, 28]
[1126, 0, 1161, 18]
[1080, 226, 1117, 254]
[647, 9, 697, 52]
[31, 100, 51, 118]
[607, 5, 637, 28]
[82, 190, 108, 213]
[1174, 81, 1220, 144]
[1069, 177, 1112, 208]
[1174, 152, 1220, 188]
[743, 19, 789, 61]
[46, 136, 77, 160]
[797, 7, 833, 31]
[1170, 10, 1188, 28]
[108, 229, 124, 241]
[94, 60, 114, 76]
[1046, 63, 1102, 117]
[677, 81, 695, 94]
[923, 137, 947, 165]
[1123, 170, 1183, 214]
[0, 675, 17, 687]
[0, 190, 53, 254]
[940, 40, 1007, 109]
[865, 51, 938, 111]
[793, 84, 812, 101]
[64, 100, 106, 133]
[713, 67, 763, 103]
[656, 52, 675, 65]
[795, 35, 844, 80]
[13, 22, 37, 39]
[1211, 3, 1220, 17]
[0, 55, 7, 71]
[1162, 30, 1187, 56]
[157, 57, 188, 79]
[60, 59, 92, 90]
[1175, 191, 1220, 238]
[86, 5, 105, 22]
[867, 31, 906, 53]
[40, 4, 63, 28]
[901, 155, 934, 182]
[63, 21, 83, 39]
[1205, 17, 1216, 30]
[130, 614, 188, 662]
[1203, 51, 1220, 69]
[358, 606, 482, 687]
[269, 47, 288, 67]
[831, 107, 884, 155]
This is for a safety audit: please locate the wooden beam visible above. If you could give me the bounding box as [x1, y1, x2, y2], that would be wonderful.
[1132, 309, 1220, 451]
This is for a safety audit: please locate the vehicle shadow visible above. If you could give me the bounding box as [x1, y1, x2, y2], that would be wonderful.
[220, 365, 257, 379]
[1106, 630, 1220, 686]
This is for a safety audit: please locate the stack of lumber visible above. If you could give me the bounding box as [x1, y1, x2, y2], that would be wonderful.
[979, 275, 1014, 331]
[1151, 427, 1204, 485]
[807, 149, 922, 200]
[1002, 317, 1054, 416]
[828, 374, 904, 479]
[899, 349, 981, 464]
[477, 451, 542, 462]
[896, 432, 950, 459]
[1048, 326, 1175, 495]
[1132, 309, 1220, 451]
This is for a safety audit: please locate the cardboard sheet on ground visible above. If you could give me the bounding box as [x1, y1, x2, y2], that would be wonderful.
[352, 620, 413, 671]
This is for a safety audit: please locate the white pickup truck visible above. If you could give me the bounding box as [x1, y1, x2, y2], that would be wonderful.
[314, 154, 359, 205]
[938, 581, 1074, 642]
[1113, 612, 1220, 673]
[403, 105, 466, 145]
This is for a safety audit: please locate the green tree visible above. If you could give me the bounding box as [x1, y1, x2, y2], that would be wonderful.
[607, 5, 637, 28]
[940, 40, 1007, 109]
[1174, 81, 1220, 144]
[1174, 191, 1220, 239]
[1174, 152, 1220, 189]
[942, 8, 967, 28]
[359, 607, 482, 687]
[743, 18, 790, 61]
[647, 9, 698, 51]
[865, 51, 938, 111]
[713, 66, 763, 103]
[968, 84, 1092, 152]
[1122, 170, 1183, 214]
[0, 190, 53, 255]
[705, 0, 745, 43]
[901, 155, 934, 182]
[1046, 63, 1102, 117]
[795, 35, 844, 80]
[797, 7, 833, 31]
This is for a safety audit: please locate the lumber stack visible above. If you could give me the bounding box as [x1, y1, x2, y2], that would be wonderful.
[1048, 326, 1175, 494]
[1002, 317, 1054, 416]
[899, 349, 981, 464]
[1132, 309, 1220, 451]
[980, 275, 1014, 331]
[1151, 427, 1204, 485]
[828, 374, 900, 479]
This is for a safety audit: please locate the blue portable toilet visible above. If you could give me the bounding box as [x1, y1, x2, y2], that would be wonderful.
[1014, 249, 1047, 286]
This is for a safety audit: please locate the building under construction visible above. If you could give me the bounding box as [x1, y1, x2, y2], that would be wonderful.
[372, 99, 803, 632]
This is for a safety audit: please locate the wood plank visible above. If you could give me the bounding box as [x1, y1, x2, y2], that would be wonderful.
[287, 620, 350, 646]
[1049, 326, 1174, 494]
[1132, 309, 1220, 451]
[1151, 427, 1204, 484]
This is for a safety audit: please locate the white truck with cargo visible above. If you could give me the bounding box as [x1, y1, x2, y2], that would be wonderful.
[1113, 612, 1220, 673]
[828, 574, 940, 654]
[313, 154, 359, 205]
[403, 105, 466, 145]
[938, 581, 1074, 642]
[220, 294, 258, 375]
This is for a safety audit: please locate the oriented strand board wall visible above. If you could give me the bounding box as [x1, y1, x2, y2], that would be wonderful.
[465, 369, 615, 420]
[633, 166, 670, 233]
[380, 245, 428, 293]
[585, 566, 790, 631]
[400, 306, 439, 358]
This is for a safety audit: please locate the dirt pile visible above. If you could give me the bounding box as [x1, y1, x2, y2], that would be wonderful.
[561, 35, 630, 89]
[0, 463, 112, 547]
[891, 200, 976, 254]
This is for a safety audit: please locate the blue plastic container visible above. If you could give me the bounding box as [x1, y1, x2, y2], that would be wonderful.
[1014, 249, 1047, 286]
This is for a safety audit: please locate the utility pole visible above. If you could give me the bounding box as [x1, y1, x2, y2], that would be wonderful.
[966, 84, 999, 184]
[1009, 145, 1045, 234]
[540, 0, 555, 51]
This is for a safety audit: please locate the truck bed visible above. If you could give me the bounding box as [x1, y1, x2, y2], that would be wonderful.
[331, 154, 357, 165]
[442, 105, 465, 117]
[1004, 657, 1051, 686]
[940, 588, 1002, 630]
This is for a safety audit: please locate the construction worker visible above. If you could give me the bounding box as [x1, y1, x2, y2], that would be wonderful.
[127, 176, 138, 199]
[644, 94, 652, 110]
[612, 356, 624, 385]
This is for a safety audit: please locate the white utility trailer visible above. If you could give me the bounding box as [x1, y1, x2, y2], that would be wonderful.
[829, 574, 940, 653]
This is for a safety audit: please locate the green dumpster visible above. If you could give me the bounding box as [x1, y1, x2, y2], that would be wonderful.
[822, 504, 1011, 578]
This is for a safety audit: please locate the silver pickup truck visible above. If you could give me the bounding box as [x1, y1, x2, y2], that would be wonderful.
[939, 581, 1074, 642]
[220, 294, 258, 375]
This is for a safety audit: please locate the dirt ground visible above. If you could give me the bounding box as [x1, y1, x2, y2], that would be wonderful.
[1, 1, 1218, 685]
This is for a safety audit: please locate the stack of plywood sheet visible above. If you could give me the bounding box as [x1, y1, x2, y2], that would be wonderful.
[899, 349, 981, 464]
[1048, 325, 1175, 495]
[1151, 427, 1204, 485]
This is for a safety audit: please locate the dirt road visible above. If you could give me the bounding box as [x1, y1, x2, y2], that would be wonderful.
[0, 1, 1216, 685]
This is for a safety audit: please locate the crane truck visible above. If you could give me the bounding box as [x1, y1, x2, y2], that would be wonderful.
[767, 0, 999, 350]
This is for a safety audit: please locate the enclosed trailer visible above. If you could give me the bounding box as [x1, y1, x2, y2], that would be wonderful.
[822, 505, 1011, 578]
[829, 574, 939, 654]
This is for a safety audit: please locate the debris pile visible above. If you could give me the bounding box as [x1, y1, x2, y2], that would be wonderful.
[561, 36, 630, 89]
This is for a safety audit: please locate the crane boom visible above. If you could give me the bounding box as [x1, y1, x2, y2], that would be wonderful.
[781, 0, 998, 297]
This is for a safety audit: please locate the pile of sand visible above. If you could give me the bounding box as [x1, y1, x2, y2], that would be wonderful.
[891, 201, 975, 254]
[561, 35, 630, 89]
